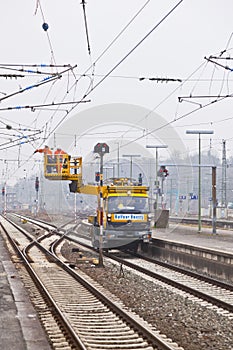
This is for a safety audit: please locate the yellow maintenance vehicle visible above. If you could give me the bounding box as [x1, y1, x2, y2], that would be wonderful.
[43, 152, 152, 251]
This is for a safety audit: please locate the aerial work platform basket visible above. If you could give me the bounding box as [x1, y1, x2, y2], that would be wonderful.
[44, 154, 82, 184]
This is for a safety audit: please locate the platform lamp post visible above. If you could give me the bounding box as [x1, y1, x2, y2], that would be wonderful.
[146, 145, 168, 211]
[122, 154, 141, 179]
[186, 130, 214, 233]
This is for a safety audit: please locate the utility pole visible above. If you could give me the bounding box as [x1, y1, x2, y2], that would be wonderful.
[212, 166, 217, 234]
[122, 154, 141, 179]
[35, 177, 39, 216]
[115, 142, 120, 178]
[169, 178, 173, 214]
[2, 184, 6, 216]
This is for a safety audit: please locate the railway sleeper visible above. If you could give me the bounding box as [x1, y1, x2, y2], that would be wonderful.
[73, 324, 131, 330]
[82, 333, 146, 341]
[85, 337, 145, 344]
[71, 315, 120, 320]
[66, 305, 108, 311]
[78, 329, 136, 336]
[85, 342, 151, 349]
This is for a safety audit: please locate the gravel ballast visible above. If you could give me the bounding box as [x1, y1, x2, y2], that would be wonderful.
[61, 242, 233, 350]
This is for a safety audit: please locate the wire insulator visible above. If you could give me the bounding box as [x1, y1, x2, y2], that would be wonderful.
[42, 23, 49, 31]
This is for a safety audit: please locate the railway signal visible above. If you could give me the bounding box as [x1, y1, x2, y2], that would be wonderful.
[95, 172, 100, 182]
[138, 173, 143, 185]
[94, 143, 109, 155]
[158, 166, 169, 177]
[94, 143, 109, 268]
[35, 177, 39, 192]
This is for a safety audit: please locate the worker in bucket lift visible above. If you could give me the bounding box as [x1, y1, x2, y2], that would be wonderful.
[54, 147, 67, 172]
[34, 145, 52, 155]
[34, 145, 54, 173]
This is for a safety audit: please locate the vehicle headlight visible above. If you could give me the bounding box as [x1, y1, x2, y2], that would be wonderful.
[107, 233, 116, 238]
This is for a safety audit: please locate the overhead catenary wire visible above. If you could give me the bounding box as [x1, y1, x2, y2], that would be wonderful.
[0, 99, 91, 112]
[34, 0, 57, 67]
[83, 0, 184, 97]
[118, 61, 206, 142]
[69, 73, 233, 82]
[0, 74, 25, 79]
[83, 0, 151, 70]
[120, 89, 233, 152]
[2, 1, 183, 182]
[81, 0, 91, 56]
[3, 4, 233, 185]
[176, 54, 233, 104]
[29, 0, 180, 150]
[0, 65, 76, 104]
[0, 114, 41, 131]
[61, 0, 152, 101]
[205, 56, 233, 71]
[45, 0, 184, 140]
[117, 47, 233, 149]
[0, 65, 79, 147]
[112, 35, 233, 150]
[2, 0, 70, 163]
[0, 63, 71, 76]
[9, 2, 233, 183]
[0, 130, 42, 147]
[0, 136, 41, 152]
[178, 94, 233, 101]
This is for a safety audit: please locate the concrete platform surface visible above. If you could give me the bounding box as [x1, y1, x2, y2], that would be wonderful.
[0, 233, 51, 350]
[153, 222, 233, 254]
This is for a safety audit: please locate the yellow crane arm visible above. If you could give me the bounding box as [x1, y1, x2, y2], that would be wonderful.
[77, 184, 99, 196]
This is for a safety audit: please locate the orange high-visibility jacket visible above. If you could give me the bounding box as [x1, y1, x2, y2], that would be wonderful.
[34, 146, 52, 155]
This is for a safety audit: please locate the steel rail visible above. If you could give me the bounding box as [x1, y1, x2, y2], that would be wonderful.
[0, 216, 89, 350]
[1, 215, 178, 350]
[106, 251, 233, 313]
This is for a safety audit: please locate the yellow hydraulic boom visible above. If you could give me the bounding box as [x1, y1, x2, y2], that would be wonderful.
[43, 153, 152, 251]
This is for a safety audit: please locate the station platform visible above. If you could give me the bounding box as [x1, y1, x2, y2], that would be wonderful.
[0, 234, 51, 350]
[152, 221, 233, 254]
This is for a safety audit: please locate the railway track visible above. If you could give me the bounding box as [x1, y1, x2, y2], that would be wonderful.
[10, 213, 233, 314]
[105, 250, 233, 316]
[14, 213, 233, 315]
[55, 216, 233, 317]
[60, 218, 233, 316]
[0, 215, 182, 350]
